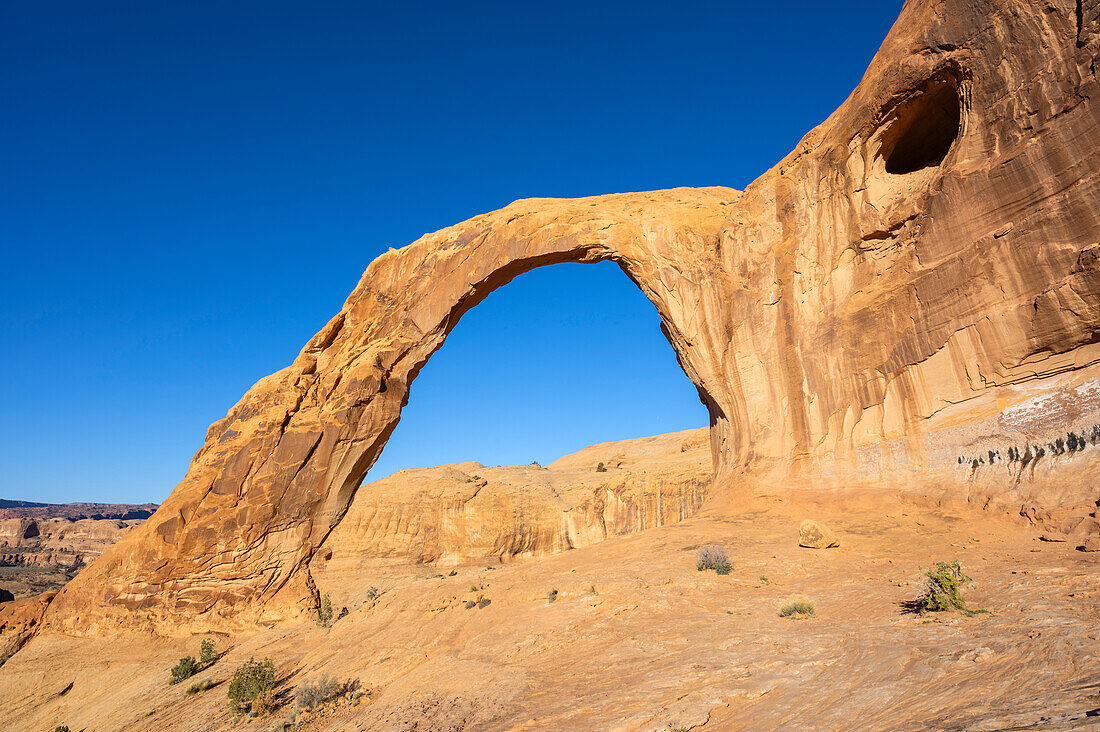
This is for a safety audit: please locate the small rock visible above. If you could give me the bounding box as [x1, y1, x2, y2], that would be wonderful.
[1076, 536, 1100, 552]
[798, 520, 840, 549]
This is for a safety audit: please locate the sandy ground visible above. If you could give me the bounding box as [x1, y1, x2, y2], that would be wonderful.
[1, 491, 1097, 731]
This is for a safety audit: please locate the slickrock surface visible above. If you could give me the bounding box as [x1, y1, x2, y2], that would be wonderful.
[1, 4, 1098, 729]
[1, 494, 1096, 731]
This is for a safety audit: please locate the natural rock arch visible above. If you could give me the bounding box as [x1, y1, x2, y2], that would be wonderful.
[50, 188, 749, 631]
[42, 0, 1100, 633]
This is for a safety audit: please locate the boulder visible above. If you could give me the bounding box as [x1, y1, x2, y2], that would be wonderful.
[799, 521, 840, 549]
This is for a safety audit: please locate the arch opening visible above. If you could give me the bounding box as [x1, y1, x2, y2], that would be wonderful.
[309, 260, 715, 579]
[365, 260, 711, 481]
[880, 72, 961, 175]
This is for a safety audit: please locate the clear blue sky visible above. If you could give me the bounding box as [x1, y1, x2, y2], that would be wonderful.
[0, 2, 902, 504]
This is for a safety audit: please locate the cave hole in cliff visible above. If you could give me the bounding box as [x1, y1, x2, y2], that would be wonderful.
[363, 260, 710, 482]
[881, 73, 961, 175]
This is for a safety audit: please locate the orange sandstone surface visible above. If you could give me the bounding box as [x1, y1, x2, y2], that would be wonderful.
[2, 0, 1099, 728]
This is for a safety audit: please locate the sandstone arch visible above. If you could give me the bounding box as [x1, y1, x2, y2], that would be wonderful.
[43, 0, 1100, 633]
[48, 188, 747, 632]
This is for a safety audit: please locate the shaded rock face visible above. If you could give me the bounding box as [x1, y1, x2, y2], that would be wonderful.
[42, 0, 1100, 633]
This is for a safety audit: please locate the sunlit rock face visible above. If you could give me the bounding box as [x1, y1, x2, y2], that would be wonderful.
[309, 429, 712, 592]
[39, 0, 1100, 634]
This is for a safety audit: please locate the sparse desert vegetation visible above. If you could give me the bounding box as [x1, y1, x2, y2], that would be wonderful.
[778, 595, 815, 619]
[169, 655, 198, 685]
[696, 544, 731, 575]
[317, 593, 334, 627]
[296, 673, 341, 709]
[227, 657, 276, 715]
[169, 637, 220, 685]
[186, 679, 214, 695]
[915, 560, 972, 613]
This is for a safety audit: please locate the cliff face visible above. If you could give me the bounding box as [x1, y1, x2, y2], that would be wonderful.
[310, 429, 711, 596]
[41, 0, 1100, 633]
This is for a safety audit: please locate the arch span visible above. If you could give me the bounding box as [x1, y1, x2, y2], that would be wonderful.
[48, 187, 743, 631]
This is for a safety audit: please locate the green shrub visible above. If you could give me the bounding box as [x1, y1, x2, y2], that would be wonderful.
[296, 674, 341, 709]
[917, 560, 971, 612]
[170, 656, 199, 685]
[365, 586, 380, 602]
[596, 462, 607, 472]
[228, 657, 276, 714]
[778, 595, 815, 618]
[317, 593, 334, 627]
[696, 545, 731, 575]
[200, 637, 216, 665]
[187, 679, 215, 695]
[54, 727, 70, 732]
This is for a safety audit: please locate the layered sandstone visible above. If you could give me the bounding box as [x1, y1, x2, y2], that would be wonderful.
[0, 503, 155, 600]
[311, 429, 711, 598]
[33, 0, 1100, 634]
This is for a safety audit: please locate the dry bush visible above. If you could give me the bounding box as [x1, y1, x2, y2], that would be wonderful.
[296, 674, 342, 709]
[696, 545, 731, 575]
[778, 595, 815, 618]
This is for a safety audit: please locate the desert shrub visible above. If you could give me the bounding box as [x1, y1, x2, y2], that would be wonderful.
[317, 593, 334, 627]
[187, 679, 215, 695]
[596, 462, 607, 472]
[252, 688, 276, 716]
[547, 589, 558, 603]
[778, 595, 815, 618]
[54, 727, 70, 732]
[477, 598, 491, 609]
[228, 657, 277, 714]
[917, 560, 971, 612]
[696, 545, 731, 575]
[170, 655, 199, 685]
[200, 637, 216, 665]
[365, 586, 380, 602]
[588, 584, 597, 595]
[296, 674, 341, 709]
[448, 570, 458, 577]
